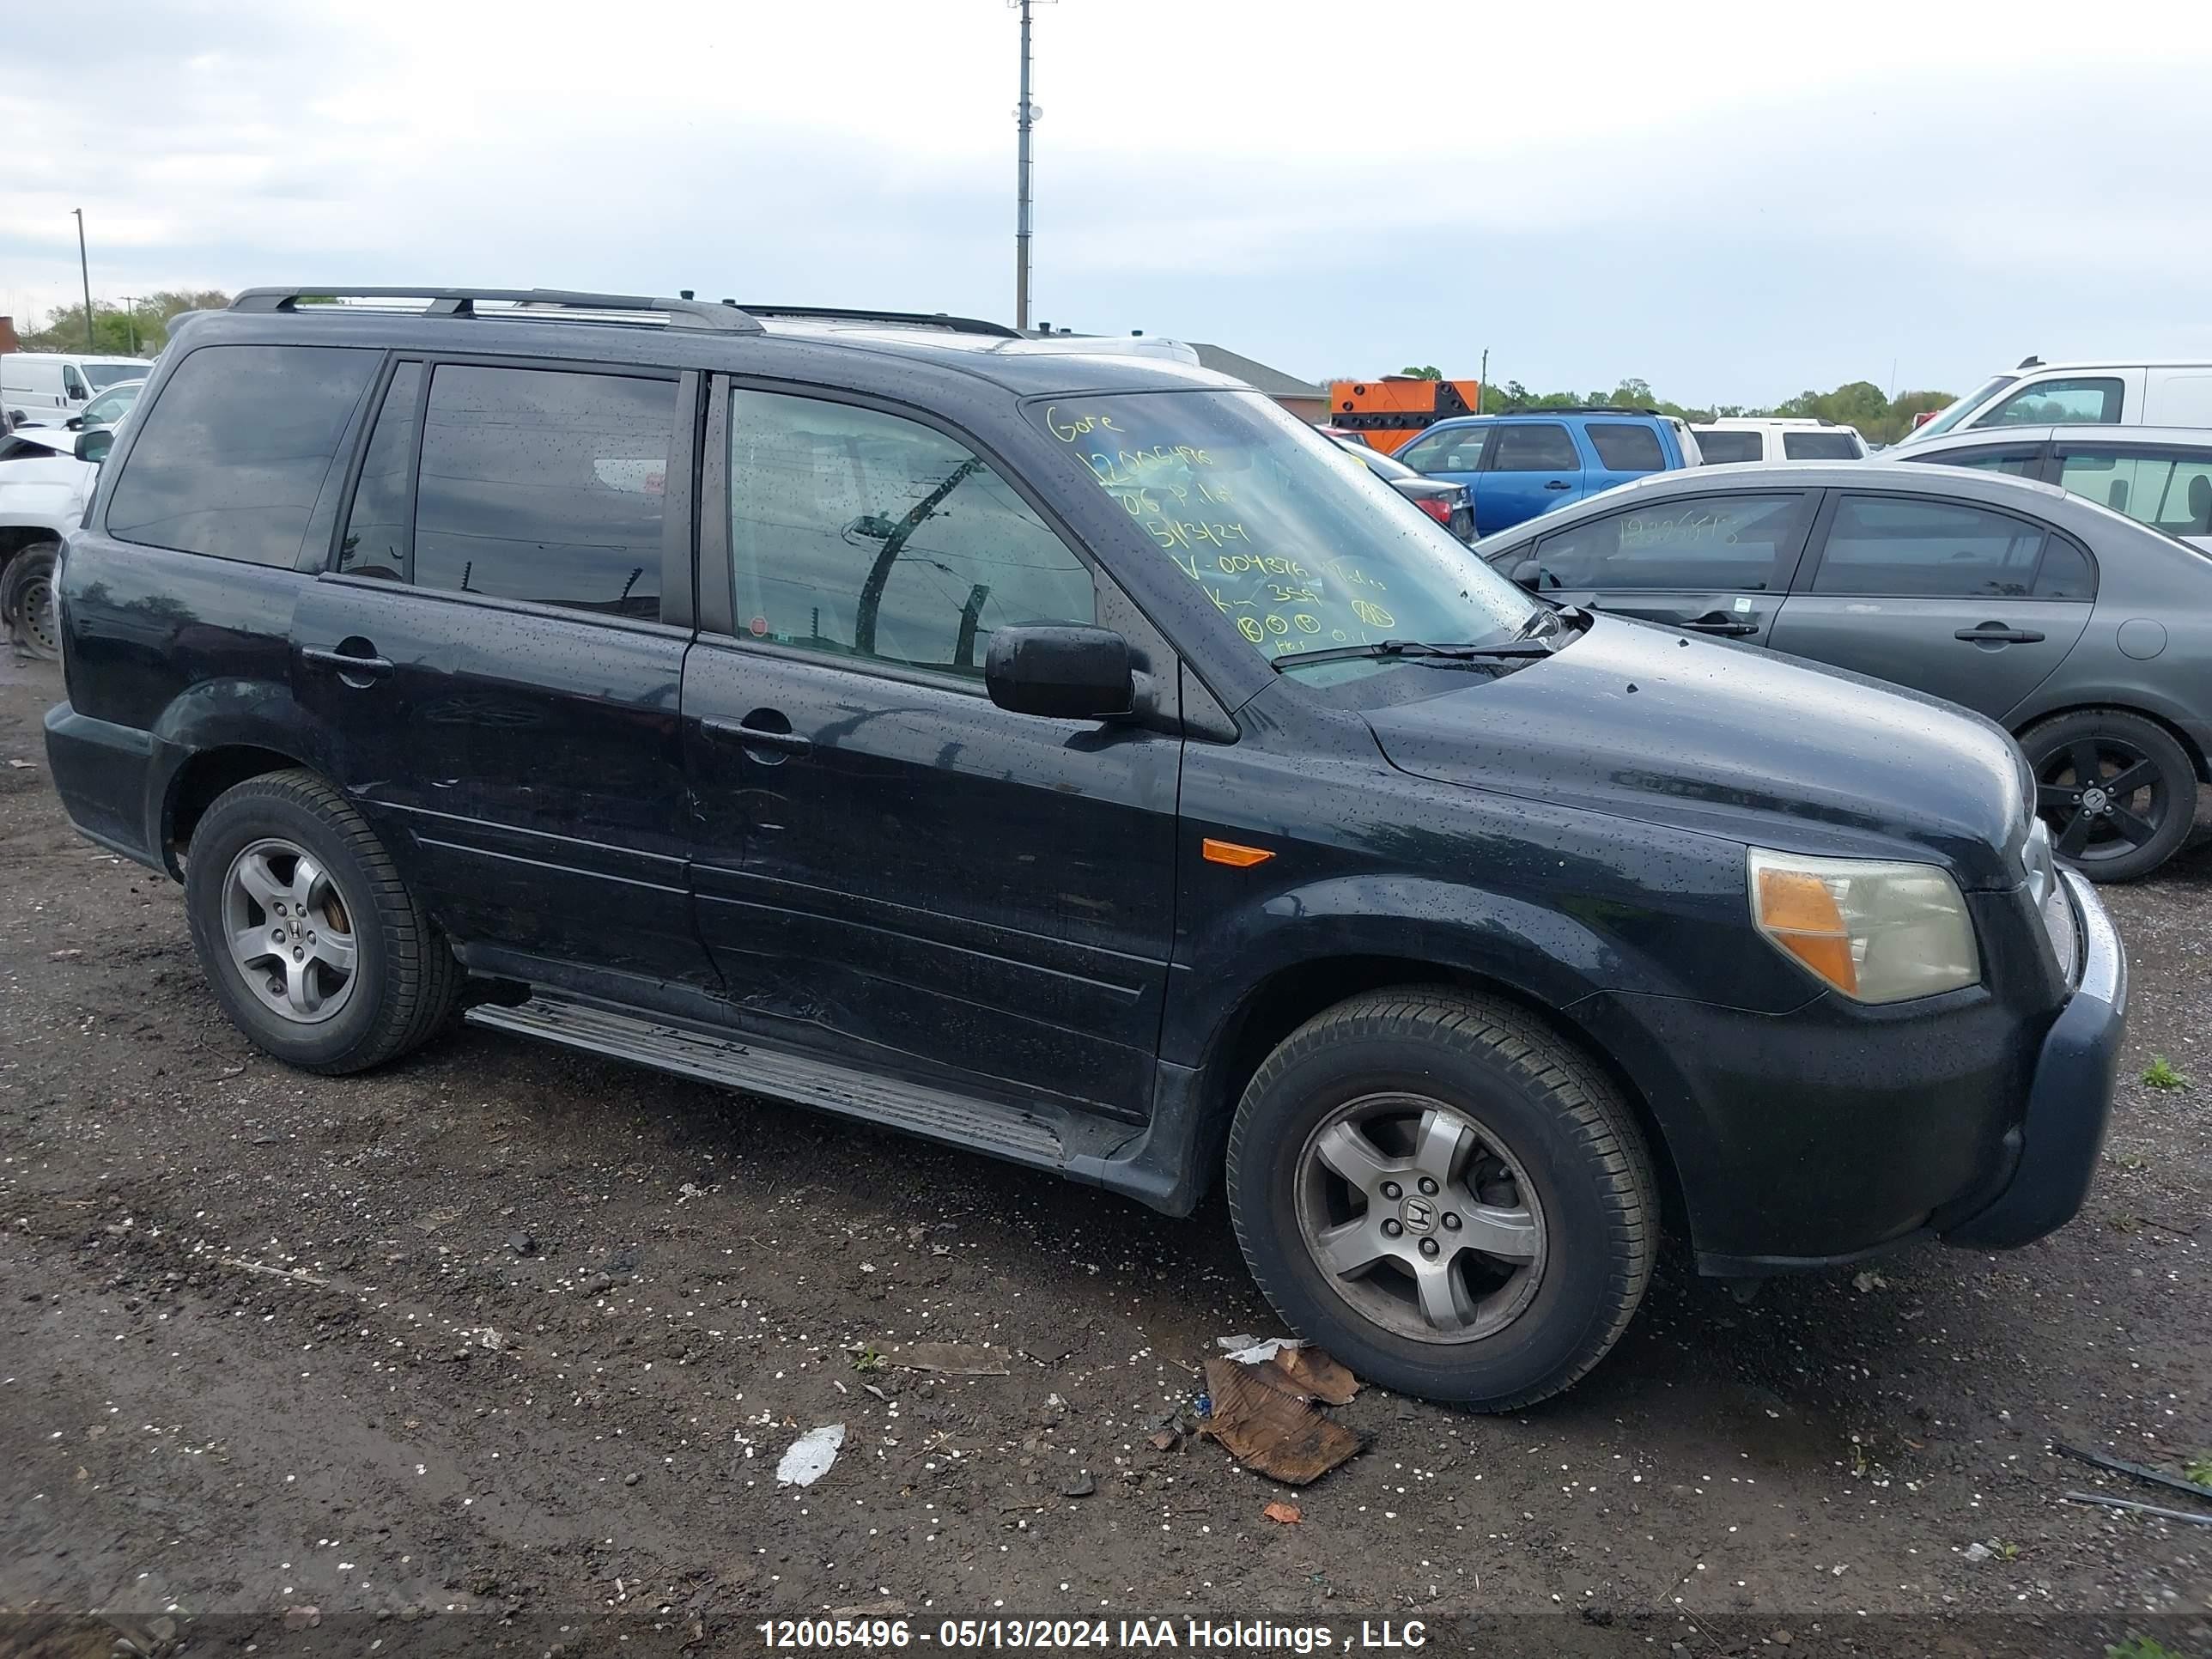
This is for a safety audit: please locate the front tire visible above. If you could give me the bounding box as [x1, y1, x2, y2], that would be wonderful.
[2020, 709, 2197, 883]
[1226, 988, 1656, 1410]
[182, 769, 460, 1073]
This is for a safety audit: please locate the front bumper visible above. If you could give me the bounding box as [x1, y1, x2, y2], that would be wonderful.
[1940, 868, 2125, 1249]
[1571, 869, 2126, 1273]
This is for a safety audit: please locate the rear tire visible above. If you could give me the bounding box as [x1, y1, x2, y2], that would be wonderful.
[183, 769, 461, 1073]
[2020, 709, 2197, 883]
[1225, 988, 1656, 1410]
[3, 542, 59, 660]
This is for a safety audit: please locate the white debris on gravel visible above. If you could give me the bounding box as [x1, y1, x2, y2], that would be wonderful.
[1215, 1334, 1308, 1364]
[776, 1424, 846, 1487]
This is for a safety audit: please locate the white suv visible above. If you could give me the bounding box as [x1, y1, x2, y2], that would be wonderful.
[1893, 357, 2212, 449]
[1690, 418, 1867, 464]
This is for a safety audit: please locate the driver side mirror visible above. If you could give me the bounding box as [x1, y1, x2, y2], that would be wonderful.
[75, 428, 113, 464]
[1510, 558, 1543, 591]
[985, 624, 1134, 720]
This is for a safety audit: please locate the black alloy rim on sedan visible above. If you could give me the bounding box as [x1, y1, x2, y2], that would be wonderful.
[2036, 737, 2172, 864]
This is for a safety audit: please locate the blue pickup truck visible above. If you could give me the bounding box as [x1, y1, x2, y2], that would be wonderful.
[1392, 408, 1705, 537]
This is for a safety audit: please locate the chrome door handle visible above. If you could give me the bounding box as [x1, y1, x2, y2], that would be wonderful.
[300, 645, 394, 678]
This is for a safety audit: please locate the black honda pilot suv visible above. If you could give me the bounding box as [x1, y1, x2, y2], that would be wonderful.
[45, 289, 2126, 1408]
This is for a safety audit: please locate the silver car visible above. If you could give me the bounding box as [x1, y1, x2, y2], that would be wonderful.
[1475, 460, 2212, 879]
[1892, 424, 2212, 552]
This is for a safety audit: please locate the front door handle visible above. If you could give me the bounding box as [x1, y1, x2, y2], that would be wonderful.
[300, 643, 394, 680]
[1543, 479, 1573, 490]
[1681, 615, 1759, 636]
[702, 714, 812, 758]
[1954, 623, 2046, 644]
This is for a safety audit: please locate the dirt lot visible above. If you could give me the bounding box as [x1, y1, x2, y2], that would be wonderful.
[2, 648, 2208, 1657]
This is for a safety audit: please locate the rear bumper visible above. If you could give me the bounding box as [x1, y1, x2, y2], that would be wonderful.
[43, 700, 163, 871]
[1939, 869, 2124, 1249]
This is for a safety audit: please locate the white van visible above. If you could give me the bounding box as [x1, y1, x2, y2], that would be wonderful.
[1690, 417, 1868, 464]
[1893, 357, 2212, 449]
[1, 352, 154, 427]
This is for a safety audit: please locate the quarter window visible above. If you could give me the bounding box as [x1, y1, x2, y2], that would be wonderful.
[1587, 423, 1665, 471]
[1813, 495, 2080, 599]
[727, 391, 1094, 676]
[106, 344, 378, 568]
[1397, 426, 1489, 473]
[1487, 423, 1578, 471]
[1527, 494, 1808, 591]
[337, 363, 422, 580]
[410, 364, 674, 619]
[2056, 448, 2212, 537]
[1978, 376, 2123, 428]
[1694, 430, 1763, 464]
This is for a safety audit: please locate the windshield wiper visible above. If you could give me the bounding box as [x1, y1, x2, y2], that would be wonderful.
[1273, 637, 1556, 672]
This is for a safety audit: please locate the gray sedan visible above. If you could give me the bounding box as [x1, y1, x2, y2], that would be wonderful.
[1475, 461, 2212, 879]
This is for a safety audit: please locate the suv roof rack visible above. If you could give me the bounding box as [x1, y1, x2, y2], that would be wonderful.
[1484, 404, 1666, 418]
[733, 304, 1020, 340]
[228, 287, 764, 334]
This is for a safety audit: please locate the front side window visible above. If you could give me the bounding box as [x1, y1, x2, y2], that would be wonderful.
[1397, 425, 1488, 473]
[410, 364, 673, 618]
[1813, 495, 2067, 599]
[1526, 493, 1809, 591]
[106, 344, 377, 568]
[1695, 430, 1763, 464]
[1782, 430, 1862, 459]
[1032, 390, 1538, 665]
[1488, 422, 1579, 471]
[1979, 376, 2123, 428]
[2057, 448, 2212, 536]
[63, 365, 88, 399]
[1587, 423, 1665, 471]
[730, 391, 1094, 676]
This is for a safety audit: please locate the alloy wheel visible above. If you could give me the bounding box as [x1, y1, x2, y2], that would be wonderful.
[2035, 738, 2171, 865]
[219, 837, 360, 1024]
[1293, 1092, 1546, 1344]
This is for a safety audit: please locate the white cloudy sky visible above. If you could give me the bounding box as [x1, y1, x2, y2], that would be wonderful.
[4, 0, 2209, 405]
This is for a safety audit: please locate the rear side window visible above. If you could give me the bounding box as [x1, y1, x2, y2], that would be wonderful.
[1695, 430, 1763, 464]
[107, 344, 377, 568]
[1488, 423, 1578, 471]
[1527, 493, 1808, 591]
[2057, 448, 2212, 536]
[1813, 495, 2085, 599]
[1587, 423, 1664, 471]
[727, 390, 1094, 677]
[409, 365, 675, 618]
[1397, 425, 1488, 473]
[1782, 430, 1861, 459]
[1979, 376, 2123, 427]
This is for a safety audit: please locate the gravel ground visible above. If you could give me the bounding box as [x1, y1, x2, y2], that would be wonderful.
[2, 648, 2207, 1657]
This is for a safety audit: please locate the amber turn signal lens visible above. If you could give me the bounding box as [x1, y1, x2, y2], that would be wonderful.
[1752, 866, 1858, 996]
[1201, 837, 1275, 868]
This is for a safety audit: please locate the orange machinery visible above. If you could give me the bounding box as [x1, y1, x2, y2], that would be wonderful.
[1326, 377, 1485, 455]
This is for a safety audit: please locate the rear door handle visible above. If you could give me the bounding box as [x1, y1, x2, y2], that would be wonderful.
[702, 714, 812, 757]
[300, 644, 394, 678]
[1543, 479, 1573, 490]
[1954, 624, 2045, 644]
[1681, 615, 1759, 636]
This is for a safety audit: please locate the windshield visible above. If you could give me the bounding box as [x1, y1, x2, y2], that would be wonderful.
[1033, 391, 1538, 665]
[1898, 374, 2018, 445]
[83, 382, 143, 424]
[82, 362, 144, 390]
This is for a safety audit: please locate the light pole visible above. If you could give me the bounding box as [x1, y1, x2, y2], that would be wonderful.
[73, 208, 94, 352]
[121, 295, 139, 356]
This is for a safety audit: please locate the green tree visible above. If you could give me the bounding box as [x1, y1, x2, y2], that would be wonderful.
[21, 289, 230, 356]
[1399, 364, 1442, 380]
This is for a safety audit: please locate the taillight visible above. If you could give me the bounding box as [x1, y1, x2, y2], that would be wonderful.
[1415, 496, 1453, 525]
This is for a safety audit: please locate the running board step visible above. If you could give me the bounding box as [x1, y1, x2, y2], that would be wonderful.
[465, 995, 1066, 1166]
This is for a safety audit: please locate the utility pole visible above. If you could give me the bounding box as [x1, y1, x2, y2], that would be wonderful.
[73, 208, 94, 351]
[121, 295, 138, 355]
[1012, 0, 1051, 333]
[1477, 348, 1488, 413]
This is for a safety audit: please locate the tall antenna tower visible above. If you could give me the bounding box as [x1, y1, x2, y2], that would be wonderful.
[1012, 0, 1054, 331]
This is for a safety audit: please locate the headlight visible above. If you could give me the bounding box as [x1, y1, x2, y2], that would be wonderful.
[1747, 848, 1980, 1005]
